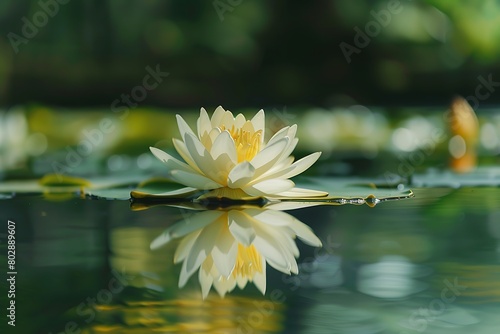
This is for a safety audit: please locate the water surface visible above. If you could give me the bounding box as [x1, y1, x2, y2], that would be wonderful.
[1, 186, 499, 333]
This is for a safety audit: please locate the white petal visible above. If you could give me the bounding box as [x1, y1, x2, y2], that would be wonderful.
[251, 137, 289, 174]
[257, 221, 299, 262]
[179, 247, 210, 288]
[228, 210, 256, 246]
[236, 275, 249, 289]
[228, 161, 256, 189]
[287, 124, 297, 140]
[242, 120, 255, 133]
[255, 219, 301, 272]
[212, 230, 238, 278]
[213, 276, 236, 297]
[184, 133, 227, 184]
[243, 179, 294, 197]
[280, 152, 321, 179]
[199, 259, 214, 299]
[151, 210, 224, 250]
[149, 147, 193, 173]
[265, 125, 297, 163]
[221, 110, 235, 128]
[282, 232, 300, 257]
[251, 109, 265, 142]
[246, 209, 295, 227]
[274, 187, 328, 198]
[211, 106, 226, 128]
[178, 258, 191, 287]
[234, 113, 246, 128]
[253, 233, 291, 275]
[197, 107, 212, 139]
[184, 133, 228, 180]
[266, 126, 290, 147]
[252, 209, 321, 247]
[208, 127, 221, 144]
[256, 152, 321, 182]
[184, 220, 223, 278]
[176, 114, 197, 140]
[172, 138, 202, 174]
[174, 229, 201, 263]
[253, 156, 294, 183]
[278, 137, 298, 163]
[213, 153, 235, 184]
[211, 130, 237, 163]
[184, 132, 207, 157]
[130, 186, 198, 201]
[253, 259, 266, 294]
[145, 187, 198, 198]
[285, 219, 323, 247]
[170, 170, 222, 189]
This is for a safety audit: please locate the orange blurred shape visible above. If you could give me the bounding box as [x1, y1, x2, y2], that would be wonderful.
[448, 96, 479, 173]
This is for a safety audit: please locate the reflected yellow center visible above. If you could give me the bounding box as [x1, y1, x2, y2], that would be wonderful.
[219, 124, 262, 162]
[232, 244, 263, 279]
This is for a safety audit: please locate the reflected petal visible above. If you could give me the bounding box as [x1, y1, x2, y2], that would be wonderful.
[253, 259, 266, 294]
[153, 203, 322, 299]
[212, 227, 238, 277]
[228, 210, 256, 246]
[199, 257, 214, 299]
[151, 210, 224, 250]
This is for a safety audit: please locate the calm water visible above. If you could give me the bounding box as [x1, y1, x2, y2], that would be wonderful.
[1, 187, 500, 333]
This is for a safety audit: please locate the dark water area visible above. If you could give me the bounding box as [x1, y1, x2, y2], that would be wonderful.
[1, 186, 499, 333]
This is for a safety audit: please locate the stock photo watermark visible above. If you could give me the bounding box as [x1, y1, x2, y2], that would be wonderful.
[340, 0, 409, 64]
[50, 65, 169, 178]
[7, 0, 71, 54]
[268, 106, 296, 133]
[459, 74, 499, 111]
[384, 127, 446, 185]
[237, 289, 286, 334]
[282, 234, 339, 291]
[401, 277, 467, 333]
[48, 268, 134, 334]
[5, 220, 17, 327]
[213, 0, 244, 21]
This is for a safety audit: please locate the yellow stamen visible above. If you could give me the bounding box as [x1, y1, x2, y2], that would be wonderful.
[219, 123, 262, 162]
[232, 244, 263, 279]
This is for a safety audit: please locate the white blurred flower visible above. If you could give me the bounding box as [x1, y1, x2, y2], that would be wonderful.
[149, 106, 327, 198]
[151, 208, 322, 299]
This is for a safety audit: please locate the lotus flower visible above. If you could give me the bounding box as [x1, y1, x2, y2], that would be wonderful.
[150, 207, 322, 298]
[148, 106, 327, 199]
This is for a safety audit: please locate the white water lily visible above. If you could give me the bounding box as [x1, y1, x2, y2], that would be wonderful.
[150, 208, 322, 298]
[149, 106, 327, 198]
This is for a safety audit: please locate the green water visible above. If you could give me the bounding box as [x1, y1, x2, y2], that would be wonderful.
[1, 186, 499, 333]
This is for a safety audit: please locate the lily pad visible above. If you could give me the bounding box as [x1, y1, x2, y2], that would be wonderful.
[129, 176, 414, 210]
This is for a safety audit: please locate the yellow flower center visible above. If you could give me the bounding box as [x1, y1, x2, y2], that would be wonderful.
[232, 244, 263, 279]
[219, 124, 262, 162]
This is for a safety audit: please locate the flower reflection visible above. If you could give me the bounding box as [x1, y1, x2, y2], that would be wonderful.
[151, 207, 322, 299]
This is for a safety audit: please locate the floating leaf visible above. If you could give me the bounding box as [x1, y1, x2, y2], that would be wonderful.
[39, 174, 92, 187]
[129, 177, 414, 211]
